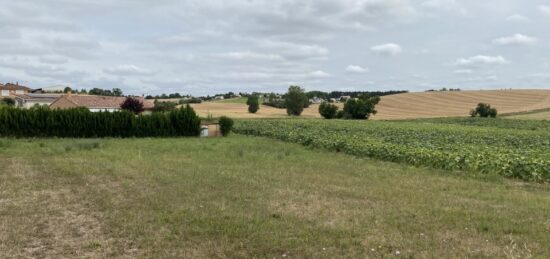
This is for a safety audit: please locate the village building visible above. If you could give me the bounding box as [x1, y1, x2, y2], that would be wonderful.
[0, 83, 31, 97]
[14, 94, 62, 109]
[49, 95, 154, 113]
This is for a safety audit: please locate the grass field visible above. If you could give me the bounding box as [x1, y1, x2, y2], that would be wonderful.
[1, 136, 550, 258]
[190, 90, 550, 120]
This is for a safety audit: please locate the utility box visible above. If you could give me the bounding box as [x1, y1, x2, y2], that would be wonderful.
[200, 126, 209, 137]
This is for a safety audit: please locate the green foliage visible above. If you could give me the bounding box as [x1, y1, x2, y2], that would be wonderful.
[0, 98, 15, 107]
[153, 100, 177, 112]
[219, 116, 234, 137]
[0, 105, 201, 137]
[318, 102, 339, 119]
[471, 103, 498, 118]
[234, 119, 550, 182]
[342, 95, 381, 119]
[63, 87, 72, 93]
[121, 97, 145, 114]
[285, 86, 308, 116]
[246, 95, 260, 114]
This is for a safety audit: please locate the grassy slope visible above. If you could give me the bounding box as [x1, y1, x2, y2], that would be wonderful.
[1, 137, 549, 258]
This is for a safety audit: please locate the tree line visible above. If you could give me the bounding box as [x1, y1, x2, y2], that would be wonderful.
[0, 105, 201, 138]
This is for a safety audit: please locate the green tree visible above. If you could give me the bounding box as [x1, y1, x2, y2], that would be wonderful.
[285, 86, 308, 116]
[219, 116, 234, 137]
[63, 87, 73, 93]
[318, 102, 339, 119]
[471, 103, 497, 118]
[0, 98, 15, 107]
[112, 88, 123, 96]
[247, 95, 260, 113]
[343, 94, 381, 120]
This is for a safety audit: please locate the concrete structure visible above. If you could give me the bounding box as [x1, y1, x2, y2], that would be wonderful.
[49, 95, 154, 113]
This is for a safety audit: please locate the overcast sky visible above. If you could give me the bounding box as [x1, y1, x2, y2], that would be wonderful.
[1, 0, 549, 95]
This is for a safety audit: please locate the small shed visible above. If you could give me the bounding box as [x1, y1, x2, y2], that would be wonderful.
[200, 123, 221, 137]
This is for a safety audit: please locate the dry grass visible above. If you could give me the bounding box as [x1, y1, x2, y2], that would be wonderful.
[190, 90, 550, 120]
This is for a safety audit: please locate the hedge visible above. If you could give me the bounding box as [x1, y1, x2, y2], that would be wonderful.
[0, 105, 201, 138]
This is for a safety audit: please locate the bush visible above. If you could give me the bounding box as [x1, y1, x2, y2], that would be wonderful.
[0, 105, 201, 138]
[471, 103, 497, 118]
[342, 95, 380, 120]
[319, 102, 339, 119]
[285, 86, 308, 116]
[219, 116, 234, 137]
[121, 97, 145, 114]
[0, 98, 15, 107]
[153, 100, 177, 112]
[247, 95, 260, 113]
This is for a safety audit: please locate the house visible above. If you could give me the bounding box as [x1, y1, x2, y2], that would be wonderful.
[309, 97, 323, 104]
[49, 95, 154, 113]
[14, 94, 62, 109]
[31, 85, 68, 93]
[0, 83, 31, 97]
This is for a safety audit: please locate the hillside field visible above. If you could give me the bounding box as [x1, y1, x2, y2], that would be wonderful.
[190, 90, 550, 119]
[1, 136, 550, 258]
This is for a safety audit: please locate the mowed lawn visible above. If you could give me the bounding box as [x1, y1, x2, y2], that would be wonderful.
[1, 137, 550, 258]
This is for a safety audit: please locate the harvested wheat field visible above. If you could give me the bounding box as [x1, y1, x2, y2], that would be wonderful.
[191, 90, 550, 120]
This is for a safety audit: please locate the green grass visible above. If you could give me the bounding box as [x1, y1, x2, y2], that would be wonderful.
[1, 136, 550, 258]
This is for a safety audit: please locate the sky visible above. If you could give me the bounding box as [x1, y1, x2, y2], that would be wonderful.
[0, 0, 549, 96]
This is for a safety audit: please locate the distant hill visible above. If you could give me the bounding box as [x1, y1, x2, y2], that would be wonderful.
[372, 89, 550, 120]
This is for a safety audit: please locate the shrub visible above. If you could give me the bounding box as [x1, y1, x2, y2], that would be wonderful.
[319, 102, 339, 119]
[471, 103, 498, 118]
[153, 100, 177, 112]
[219, 116, 234, 137]
[342, 95, 380, 120]
[0, 105, 201, 138]
[0, 98, 15, 107]
[121, 97, 145, 114]
[285, 86, 308, 116]
[247, 95, 260, 113]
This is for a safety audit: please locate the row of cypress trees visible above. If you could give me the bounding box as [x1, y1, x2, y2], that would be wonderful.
[0, 105, 201, 138]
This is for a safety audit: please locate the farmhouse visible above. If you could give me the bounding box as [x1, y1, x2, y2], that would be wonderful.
[14, 94, 61, 109]
[49, 95, 154, 113]
[0, 83, 31, 97]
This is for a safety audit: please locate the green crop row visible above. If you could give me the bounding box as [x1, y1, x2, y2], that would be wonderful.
[234, 119, 550, 182]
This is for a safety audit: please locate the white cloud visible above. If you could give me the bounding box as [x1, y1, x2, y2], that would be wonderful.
[454, 69, 473, 74]
[214, 51, 284, 61]
[309, 70, 331, 78]
[456, 55, 510, 66]
[104, 65, 152, 76]
[421, 0, 467, 15]
[346, 65, 369, 73]
[493, 34, 538, 46]
[506, 14, 530, 22]
[371, 43, 402, 56]
[539, 5, 550, 17]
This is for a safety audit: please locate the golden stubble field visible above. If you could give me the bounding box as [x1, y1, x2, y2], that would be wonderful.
[189, 89, 550, 119]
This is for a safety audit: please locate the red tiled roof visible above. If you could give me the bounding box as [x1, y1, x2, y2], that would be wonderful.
[63, 95, 154, 109]
[0, 83, 31, 91]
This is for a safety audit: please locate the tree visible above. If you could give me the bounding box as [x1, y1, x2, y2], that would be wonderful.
[152, 100, 177, 112]
[343, 94, 381, 120]
[285, 86, 308, 116]
[219, 116, 234, 137]
[121, 97, 145, 114]
[318, 102, 339, 119]
[63, 87, 72, 93]
[247, 95, 260, 113]
[112, 88, 123, 96]
[471, 103, 497, 118]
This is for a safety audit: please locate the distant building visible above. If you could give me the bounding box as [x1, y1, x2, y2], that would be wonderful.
[31, 85, 69, 93]
[0, 83, 31, 97]
[309, 97, 323, 104]
[14, 94, 62, 109]
[49, 95, 154, 113]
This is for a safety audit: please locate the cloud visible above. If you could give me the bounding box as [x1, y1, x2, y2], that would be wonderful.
[454, 69, 473, 74]
[309, 70, 331, 78]
[493, 34, 538, 46]
[455, 55, 510, 66]
[346, 65, 369, 73]
[540, 5, 550, 17]
[213, 51, 284, 61]
[371, 43, 402, 56]
[104, 65, 152, 76]
[506, 14, 530, 22]
[421, 0, 467, 15]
